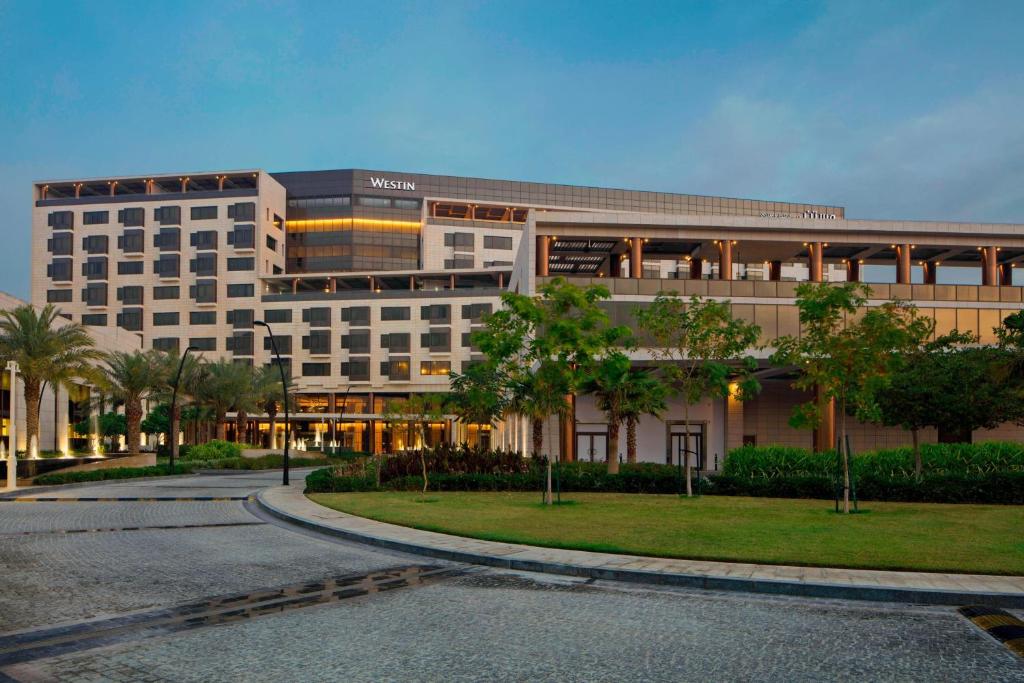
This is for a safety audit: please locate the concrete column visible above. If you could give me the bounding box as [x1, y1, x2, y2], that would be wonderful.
[40, 185, 48, 201]
[291, 278, 299, 294]
[108, 181, 117, 197]
[982, 246, 998, 286]
[217, 175, 226, 191]
[896, 244, 912, 284]
[813, 385, 835, 453]
[808, 242, 823, 282]
[329, 277, 337, 293]
[74, 183, 82, 198]
[1000, 264, 1014, 286]
[536, 236, 550, 277]
[768, 260, 782, 281]
[846, 259, 861, 282]
[630, 238, 643, 279]
[689, 258, 703, 280]
[923, 262, 937, 285]
[180, 177, 189, 193]
[449, 274, 456, 290]
[718, 241, 734, 281]
[498, 272, 504, 288]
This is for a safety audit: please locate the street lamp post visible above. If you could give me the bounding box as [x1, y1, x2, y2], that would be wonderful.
[168, 346, 199, 473]
[254, 320, 290, 486]
[6, 360, 19, 491]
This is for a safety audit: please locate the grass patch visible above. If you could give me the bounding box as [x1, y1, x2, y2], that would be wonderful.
[308, 491, 1024, 575]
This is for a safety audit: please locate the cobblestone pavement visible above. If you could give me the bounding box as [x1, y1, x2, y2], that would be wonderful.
[2, 473, 1022, 681]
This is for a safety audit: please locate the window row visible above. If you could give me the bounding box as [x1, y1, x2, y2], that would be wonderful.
[47, 203, 254, 231]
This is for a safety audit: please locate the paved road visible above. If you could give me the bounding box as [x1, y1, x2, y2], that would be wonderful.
[1, 472, 1022, 682]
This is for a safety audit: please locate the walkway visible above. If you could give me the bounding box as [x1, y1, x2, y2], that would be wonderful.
[259, 485, 1024, 607]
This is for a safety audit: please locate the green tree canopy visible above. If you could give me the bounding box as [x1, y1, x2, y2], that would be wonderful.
[771, 282, 933, 512]
[636, 293, 761, 495]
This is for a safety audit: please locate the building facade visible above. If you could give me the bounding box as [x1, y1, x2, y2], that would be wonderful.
[31, 168, 1024, 465]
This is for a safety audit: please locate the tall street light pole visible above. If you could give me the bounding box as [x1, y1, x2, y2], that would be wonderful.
[255, 320, 290, 486]
[169, 346, 198, 473]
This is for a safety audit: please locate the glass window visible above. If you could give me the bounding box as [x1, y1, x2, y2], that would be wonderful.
[340, 306, 370, 326]
[117, 286, 144, 306]
[82, 313, 107, 326]
[190, 279, 217, 303]
[81, 283, 107, 307]
[47, 233, 73, 256]
[154, 206, 181, 225]
[118, 230, 145, 253]
[381, 306, 410, 321]
[340, 329, 370, 354]
[118, 261, 144, 275]
[484, 235, 513, 250]
[302, 330, 331, 355]
[117, 308, 143, 331]
[153, 312, 179, 326]
[228, 202, 256, 221]
[118, 207, 144, 227]
[341, 358, 370, 381]
[263, 309, 292, 323]
[301, 362, 330, 377]
[154, 254, 180, 278]
[48, 211, 73, 230]
[152, 338, 179, 352]
[47, 259, 73, 281]
[47, 288, 72, 303]
[190, 206, 218, 220]
[227, 283, 254, 298]
[83, 211, 109, 225]
[303, 307, 331, 327]
[153, 285, 179, 300]
[82, 234, 109, 254]
[190, 311, 217, 325]
[190, 230, 218, 250]
[189, 337, 216, 351]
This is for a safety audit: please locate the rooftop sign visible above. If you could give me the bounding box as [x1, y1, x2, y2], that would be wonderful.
[369, 176, 416, 191]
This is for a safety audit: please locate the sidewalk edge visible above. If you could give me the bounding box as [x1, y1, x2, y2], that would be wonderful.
[256, 489, 1024, 608]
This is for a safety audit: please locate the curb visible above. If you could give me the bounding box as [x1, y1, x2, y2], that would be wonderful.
[0, 473, 199, 499]
[256, 490, 1024, 608]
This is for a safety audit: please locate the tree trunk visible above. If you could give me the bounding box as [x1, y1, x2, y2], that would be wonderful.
[170, 403, 180, 459]
[544, 457, 553, 505]
[215, 411, 227, 441]
[683, 403, 692, 497]
[22, 376, 40, 456]
[532, 417, 543, 457]
[267, 409, 277, 450]
[841, 396, 850, 514]
[607, 419, 620, 474]
[626, 416, 637, 464]
[125, 398, 142, 457]
[419, 450, 428, 494]
[235, 410, 247, 444]
[912, 427, 921, 477]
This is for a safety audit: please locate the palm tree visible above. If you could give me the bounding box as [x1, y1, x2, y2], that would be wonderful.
[621, 368, 668, 464]
[197, 359, 250, 441]
[0, 304, 102, 454]
[100, 351, 167, 456]
[507, 365, 570, 458]
[255, 364, 289, 450]
[581, 352, 634, 474]
[150, 350, 204, 452]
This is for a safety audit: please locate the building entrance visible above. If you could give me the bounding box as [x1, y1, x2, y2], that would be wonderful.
[576, 432, 608, 462]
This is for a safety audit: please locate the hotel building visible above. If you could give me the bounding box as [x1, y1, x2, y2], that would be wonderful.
[31, 169, 1024, 466]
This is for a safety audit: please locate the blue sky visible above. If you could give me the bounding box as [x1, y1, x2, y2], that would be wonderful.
[1, 0, 1022, 298]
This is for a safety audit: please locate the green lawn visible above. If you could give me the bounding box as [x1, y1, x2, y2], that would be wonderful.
[308, 492, 1024, 575]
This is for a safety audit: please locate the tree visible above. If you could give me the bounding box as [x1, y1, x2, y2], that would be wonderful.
[472, 278, 629, 461]
[100, 351, 167, 456]
[140, 403, 171, 442]
[0, 304, 101, 454]
[878, 334, 1024, 472]
[405, 393, 449, 493]
[771, 282, 933, 513]
[449, 362, 508, 446]
[636, 294, 762, 496]
[197, 359, 250, 441]
[255, 364, 290, 450]
[581, 352, 635, 473]
[621, 368, 668, 464]
[97, 412, 127, 450]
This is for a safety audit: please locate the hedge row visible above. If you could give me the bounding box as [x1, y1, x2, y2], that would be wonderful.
[34, 464, 194, 485]
[723, 442, 1024, 480]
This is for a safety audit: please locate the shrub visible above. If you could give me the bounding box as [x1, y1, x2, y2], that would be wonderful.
[197, 454, 329, 470]
[34, 464, 193, 485]
[379, 442, 529, 480]
[183, 440, 243, 461]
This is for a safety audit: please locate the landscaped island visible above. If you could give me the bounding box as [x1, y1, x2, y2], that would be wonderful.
[308, 491, 1024, 575]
